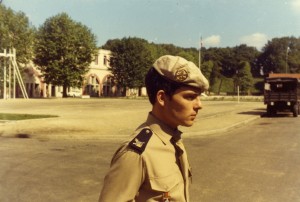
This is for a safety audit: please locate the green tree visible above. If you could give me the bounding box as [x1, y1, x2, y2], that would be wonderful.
[286, 38, 300, 73]
[234, 61, 253, 94]
[102, 37, 154, 95]
[202, 45, 260, 77]
[34, 13, 97, 97]
[201, 60, 214, 92]
[232, 44, 259, 76]
[147, 43, 168, 61]
[159, 44, 182, 56]
[258, 37, 300, 74]
[210, 62, 223, 94]
[0, 4, 35, 63]
[289, 50, 300, 73]
[177, 51, 195, 62]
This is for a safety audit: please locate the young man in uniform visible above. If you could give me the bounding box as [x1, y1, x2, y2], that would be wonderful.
[99, 55, 209, 202]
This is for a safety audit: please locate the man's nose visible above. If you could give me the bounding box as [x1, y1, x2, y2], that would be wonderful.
[194, 96, 202, 110]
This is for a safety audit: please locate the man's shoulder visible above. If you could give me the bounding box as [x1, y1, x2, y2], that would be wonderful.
[128, 128, 153, 155]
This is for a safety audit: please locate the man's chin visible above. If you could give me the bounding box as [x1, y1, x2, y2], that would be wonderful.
[181, 122, 194, 127]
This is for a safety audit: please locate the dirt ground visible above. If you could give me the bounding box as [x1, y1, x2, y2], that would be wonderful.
[0, 98, 264, 140]
[0, 98, 152, 140]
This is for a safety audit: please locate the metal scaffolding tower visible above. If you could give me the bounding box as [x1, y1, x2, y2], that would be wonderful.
[0, 48, 28, 99]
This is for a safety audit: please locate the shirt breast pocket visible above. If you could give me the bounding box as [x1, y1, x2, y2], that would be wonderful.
[149, 170, 183, 192]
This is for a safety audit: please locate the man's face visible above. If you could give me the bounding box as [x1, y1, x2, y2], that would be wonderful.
[162, 86, 202, 128]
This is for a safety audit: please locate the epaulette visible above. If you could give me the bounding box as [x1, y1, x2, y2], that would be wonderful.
[128, 128, 153, 154]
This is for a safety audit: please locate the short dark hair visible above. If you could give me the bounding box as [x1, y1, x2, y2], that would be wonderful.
[145, 67, 182, 105]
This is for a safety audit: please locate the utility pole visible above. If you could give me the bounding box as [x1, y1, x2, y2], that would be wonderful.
[285, 47, 290, 73]
[199, 35, 202, 69]
[3, 50, 7, 99]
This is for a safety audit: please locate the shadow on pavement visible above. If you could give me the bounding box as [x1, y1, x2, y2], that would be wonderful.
[238, 108, 265, 116]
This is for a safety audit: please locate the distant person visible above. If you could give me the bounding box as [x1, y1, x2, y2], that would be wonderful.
[99, 55, 209, 202]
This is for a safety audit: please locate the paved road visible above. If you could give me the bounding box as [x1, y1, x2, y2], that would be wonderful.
[188, 116, 300, 202]
[1, 115, 300, 201]
[3, 99, 299, 201]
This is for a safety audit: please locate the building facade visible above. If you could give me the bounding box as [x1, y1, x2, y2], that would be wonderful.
[22, 49, 117, 98]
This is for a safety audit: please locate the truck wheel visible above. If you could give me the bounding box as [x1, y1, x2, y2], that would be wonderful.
[292, 104, 298, 117]
[267, 105, 276, 116]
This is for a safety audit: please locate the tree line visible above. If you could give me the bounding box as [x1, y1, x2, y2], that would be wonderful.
[103, 36, 300, 95]
[1, 4, 300, 96]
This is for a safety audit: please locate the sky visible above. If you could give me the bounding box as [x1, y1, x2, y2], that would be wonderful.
[3, 0, 300, 50]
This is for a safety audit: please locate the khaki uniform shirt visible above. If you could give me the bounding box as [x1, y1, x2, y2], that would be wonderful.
[99, 113, 192, 202]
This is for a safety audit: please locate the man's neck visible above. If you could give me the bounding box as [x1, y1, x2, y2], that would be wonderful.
[151, 107, 177, 130]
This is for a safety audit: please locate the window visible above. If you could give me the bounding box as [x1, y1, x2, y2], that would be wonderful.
[94, 55, 99, 65]
[104, 56, 107, 66]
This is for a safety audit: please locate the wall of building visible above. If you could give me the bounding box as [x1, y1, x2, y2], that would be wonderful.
[7, 48, 146, 99]
[84, 49, 116, 97]
[22, 49, 116, 98]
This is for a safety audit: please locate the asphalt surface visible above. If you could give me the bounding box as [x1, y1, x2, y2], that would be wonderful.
[0, 98, 267, 202]
[187, 116, 300, 202]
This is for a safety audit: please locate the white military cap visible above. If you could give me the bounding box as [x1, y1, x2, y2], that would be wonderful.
[153, 55, 209, 91]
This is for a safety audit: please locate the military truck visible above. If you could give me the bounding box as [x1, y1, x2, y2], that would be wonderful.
[264, 74, 300, 117]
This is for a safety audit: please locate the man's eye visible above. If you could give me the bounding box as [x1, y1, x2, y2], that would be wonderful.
[185, 95, 197, 100]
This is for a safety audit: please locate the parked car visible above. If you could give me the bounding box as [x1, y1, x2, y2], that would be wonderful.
[67, 90, 82, 97]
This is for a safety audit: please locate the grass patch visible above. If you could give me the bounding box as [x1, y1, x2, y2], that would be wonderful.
[0, 113, 58, 121]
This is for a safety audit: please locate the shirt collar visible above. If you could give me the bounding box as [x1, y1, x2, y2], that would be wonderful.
[146, 112, 182, 144]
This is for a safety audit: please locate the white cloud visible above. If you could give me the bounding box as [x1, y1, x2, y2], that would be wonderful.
[239, 33, 268, 50]
[290, 0, 300, 13]
[202, 35, 221, 47]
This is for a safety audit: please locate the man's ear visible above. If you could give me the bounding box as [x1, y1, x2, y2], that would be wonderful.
[156, 90, 165, 107]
